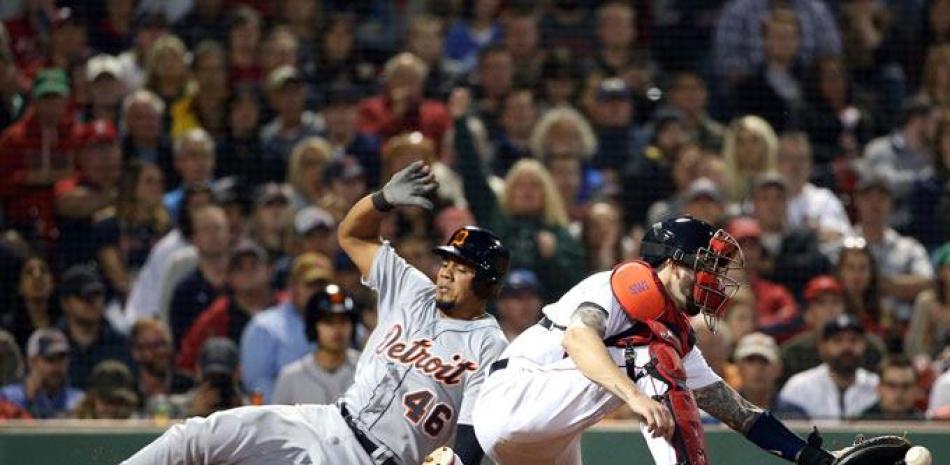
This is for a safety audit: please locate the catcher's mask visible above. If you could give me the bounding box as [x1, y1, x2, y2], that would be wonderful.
[687, 229, 743, 332]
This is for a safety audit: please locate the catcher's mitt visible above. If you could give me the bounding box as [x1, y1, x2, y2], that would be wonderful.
[832, 434, 912, 465]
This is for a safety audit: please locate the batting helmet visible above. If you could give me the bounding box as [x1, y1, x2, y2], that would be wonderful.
[433, 226, 510, 298]
[304, 284, 359, 342]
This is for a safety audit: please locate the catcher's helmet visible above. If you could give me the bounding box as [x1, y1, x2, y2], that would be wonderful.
[641, 217, 717, 268]
[433, 226, 510, 298]
[304, 284, 359, 342]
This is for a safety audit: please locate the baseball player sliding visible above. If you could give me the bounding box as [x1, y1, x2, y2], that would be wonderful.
[473, 216, 920, 465]
[123, 161, 510, 465]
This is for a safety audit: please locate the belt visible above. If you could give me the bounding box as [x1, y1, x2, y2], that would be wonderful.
[539, 315, 566, 331]
[489, 358, 508, 375]
[340, 404, 398, 465]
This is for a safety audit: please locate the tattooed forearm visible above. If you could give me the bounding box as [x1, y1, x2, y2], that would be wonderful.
[693, 381, 763, 433]
[568, 303, 608, 337]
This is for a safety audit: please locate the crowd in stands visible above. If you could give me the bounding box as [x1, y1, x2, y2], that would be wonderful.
[0, 0, 948, 423]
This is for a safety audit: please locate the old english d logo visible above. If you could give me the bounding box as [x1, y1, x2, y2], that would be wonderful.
[450, 229, 469, 247]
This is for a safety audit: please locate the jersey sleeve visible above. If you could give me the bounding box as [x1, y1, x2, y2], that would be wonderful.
[362, 241, 435, 318]
[683, 346, 724, 390]
[457, 330, 507, 425]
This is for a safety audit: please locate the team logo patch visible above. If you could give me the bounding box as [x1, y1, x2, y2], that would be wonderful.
[628, 280, 650, 295]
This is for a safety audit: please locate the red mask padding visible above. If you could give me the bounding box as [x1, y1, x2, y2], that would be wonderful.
[692, 270, 729, 318]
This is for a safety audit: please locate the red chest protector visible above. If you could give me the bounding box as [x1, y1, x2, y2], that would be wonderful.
[608, 261, 708, 465]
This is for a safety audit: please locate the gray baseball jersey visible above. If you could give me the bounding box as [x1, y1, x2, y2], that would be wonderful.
[341, 242, 507, 465]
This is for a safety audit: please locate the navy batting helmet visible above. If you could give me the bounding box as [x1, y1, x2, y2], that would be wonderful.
[304, 284, 359, 342]
[433, 226, 510, 298]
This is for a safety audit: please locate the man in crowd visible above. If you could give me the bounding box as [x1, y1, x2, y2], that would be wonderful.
[732, 332, 807, 419]
[494, 269, 543, 341]
[169, 338, 244, 418]
[164, 128, 216, 220]
[129, 319, 194, 413]
[0, 328, 83, 418]
[861, 356, 924, 420]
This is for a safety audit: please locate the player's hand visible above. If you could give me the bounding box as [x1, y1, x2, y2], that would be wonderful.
[380, 160, 439, 210]
[627, 391, 675, 440]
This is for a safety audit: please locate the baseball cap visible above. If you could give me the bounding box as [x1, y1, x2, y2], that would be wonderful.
[290, 252, 335, 284]
[87, 360, 138, 405]
[86, 54, 122, 82]
[32, 68, 70, 98]
[59, 265, 107, 299]
[733, 332, 780, 364]
[212, 176, 252, 213]
[751, 171, 788, 194]
[266, 65, 302, 92]
[77, 119, 119, 148]
[804, 275, 843, 302]
[725, 216, 762, 241]
[254, 183, 291, 208]
[821, 314, 865, 340]
[682, 177, 724, 204]
[26, 328, 70, 358]
[198, 338, 239, 376]
[228, 241, 268, 272]
[596, 77, 630, 101]
[323, 158, 366, 183]
[294, 206, 335, 236]
[501, 269, 541, 297]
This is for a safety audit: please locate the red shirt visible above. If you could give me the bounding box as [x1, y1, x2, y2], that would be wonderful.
[750, 278, 801, 343]
[0, 108, 79, 240]
[357, 95, 451, 145]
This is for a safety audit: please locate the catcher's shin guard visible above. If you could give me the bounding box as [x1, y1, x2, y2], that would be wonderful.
[627, 342, 709, 465]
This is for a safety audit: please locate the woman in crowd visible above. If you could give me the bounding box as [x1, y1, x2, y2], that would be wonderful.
[144, 35, 190, 109]
[906, 244, 950, 360]
[722, 115, 778, 203]
[2, 256, 57, 352]
[836, 238, 888, 337]
[286, 137, 334, 212]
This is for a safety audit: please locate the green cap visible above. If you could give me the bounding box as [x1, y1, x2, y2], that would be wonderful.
[934, 243, 950, 270]
[32, 68, 70, 98]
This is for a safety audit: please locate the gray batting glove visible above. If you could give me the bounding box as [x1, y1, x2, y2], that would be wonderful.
[377, 161, 439, 210]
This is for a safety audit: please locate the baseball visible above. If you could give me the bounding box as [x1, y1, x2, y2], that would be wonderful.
[905, 446, 933, 465]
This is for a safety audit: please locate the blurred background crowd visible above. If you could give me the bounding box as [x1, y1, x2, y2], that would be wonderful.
[0, 0, 949, 424]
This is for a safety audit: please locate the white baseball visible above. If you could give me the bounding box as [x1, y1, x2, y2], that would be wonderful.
[905, 446, 933, 465]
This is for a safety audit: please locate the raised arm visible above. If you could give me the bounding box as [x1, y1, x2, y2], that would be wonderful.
[337, 161, 438, 277]
[562, 303, 674, 439]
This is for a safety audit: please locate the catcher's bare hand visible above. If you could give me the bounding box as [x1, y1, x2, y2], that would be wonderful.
[627, 391, 675, 440]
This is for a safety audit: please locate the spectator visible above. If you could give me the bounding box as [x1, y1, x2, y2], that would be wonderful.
[259, 26, 299, 84]
[643, 143, 708, 226]
[861, 356, 924, 419]
[722, 115, 777, 202]
[0, 328, 83, 418]
[28, 7, 88, 75]
[908, 109, 950, 248]
[834, 236, 888, 336]
[122, 184, 215, 332]
[732, 9, 808, 131]
[286, 136, 332, 212]
[322, 158, 370, 219]
[177, 242, 277, 374]
[240, 252, 332, 402]
[748, 173, 832, 298]
[472, 46, 513, 134]
[443, 0, 502, 75]
[781, 275, 885, 382]
[407, 15, 456, 101]
[56, 265, 132, 389]
[73, 360, 139, 419]
[121, 90, 175, 186]
[776, 132, 851, 246]
[851, 174, 934, 324]
[130, 319, 193, 414]
[54, 119, 123, 270]
[622, 110, 692, 226]
[170, 40, 229, 139]
[0, 329, 24, 386]
[116, 13, 169, 92]
[3, 256, 57, 352]
[0, 68, 79, 245]
[863, 98, 936, 224]
[311, 15, 376, 100]
[357, 52, 451, 145]
[928, 368, 950, 419]
[260, 65, 324, 181]
[164, 128, 216, 220]
[273, 285, 360, 405]
[922, 44, 950, 112]
[802, 56, 874, 169]
[722, 289, 757, 351]
[216, 85, 265, 187]
[274, 0, 320, 63]
[292, 206, 338, 259]
[170, 338, 244, 418]
[537, 47, 582, 108]
[224, 7, 262, 85]
[725, 216, 800, 342]
[93, 160, 171, 297]
[779, 314, 879, 420]
[663, 72, 724, 152]
[502, 8, 544, 89]
[539, 0, 596, 57]
[172, 0, 227, 48]
[732, 332, 807, 419]
[0, 44, 23, 131]
[492, 88, 537, 176]
[713, 0, 841, 84]
[168, 204, 230, 345]
[248, 183, 294, 262]
[590, 77, 639, 175]
[905, 243, 950, 359]
[211, 176, 252, 247]
[144, 35, 189, 106]
[494, 269, 543, 341]
[321, 83, 381, 189]
[581, 201, 625, 272]
[83, 54, 125, 123]
[529, 106, 599, 214]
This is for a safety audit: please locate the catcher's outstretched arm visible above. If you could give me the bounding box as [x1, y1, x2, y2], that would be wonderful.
[694, 381, 833, 464]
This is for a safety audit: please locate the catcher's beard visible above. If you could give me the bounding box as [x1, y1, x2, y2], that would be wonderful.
[827, 352, 861, 376]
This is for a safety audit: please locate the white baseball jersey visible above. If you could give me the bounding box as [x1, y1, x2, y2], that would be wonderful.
[342, 242, 508, 465]
[473, 271, 722, 465]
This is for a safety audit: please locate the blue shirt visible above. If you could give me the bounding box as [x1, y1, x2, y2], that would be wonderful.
[239, 301, 314, 402]
[163, 187, 185, 222]
[0, 383, 84, 418]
